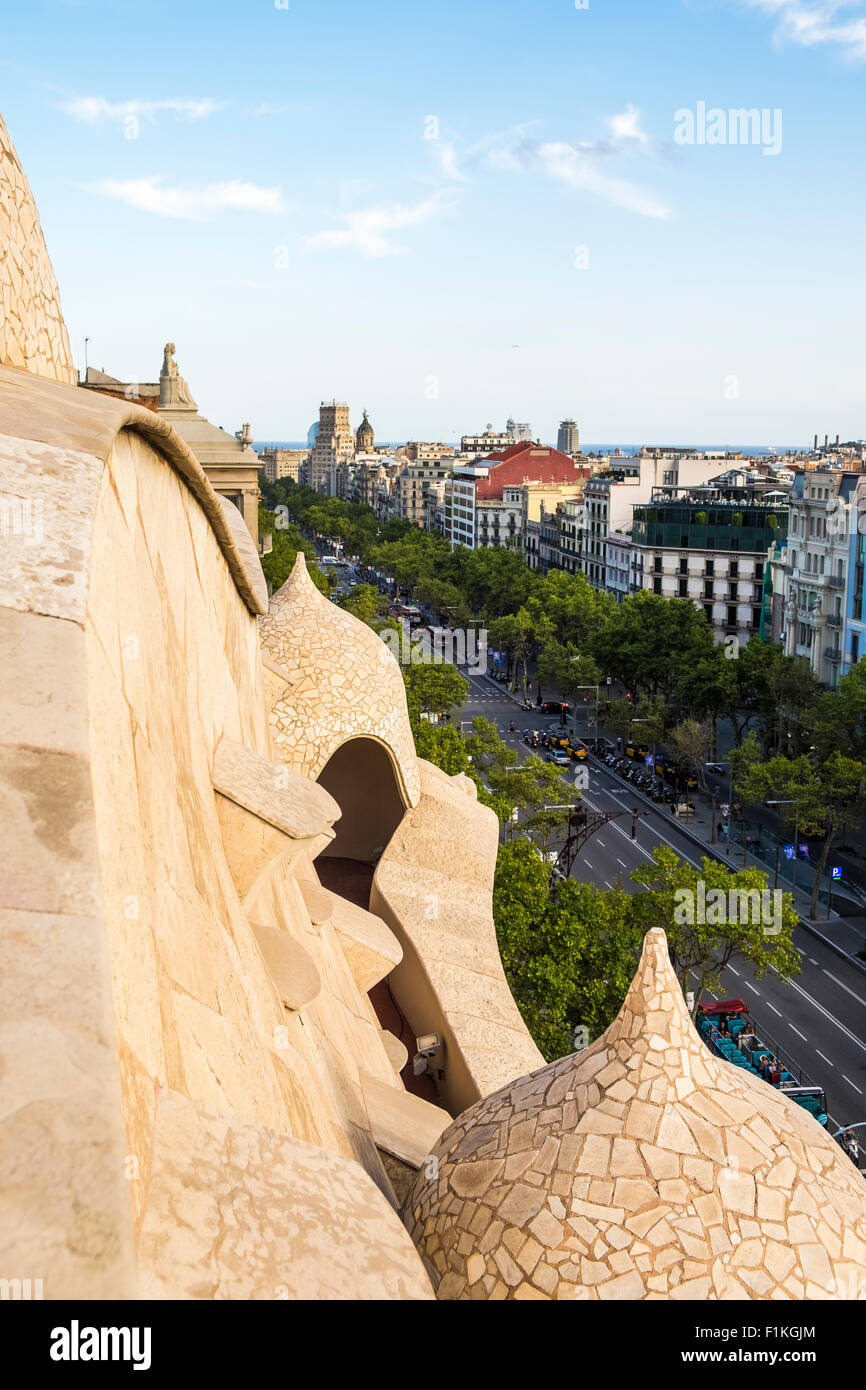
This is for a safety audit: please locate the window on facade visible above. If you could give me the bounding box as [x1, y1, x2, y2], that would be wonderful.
[727, 605, 737, 628]
[679, 557, 688, 574]
[705, 560, 715, 576]
[704, 604, 713, 623]
[730, 561, 739, 578]
[678, 579, 688, 597]
[653, 578, 662, 595]
[654, 556, 662, 573]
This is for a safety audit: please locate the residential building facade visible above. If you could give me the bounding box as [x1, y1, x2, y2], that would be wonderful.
[631, 482, 789, 647]
[785, 469, 861, 686]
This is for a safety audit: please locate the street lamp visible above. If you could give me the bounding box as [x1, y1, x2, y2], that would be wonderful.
[705, 760, 734, 853]
[571, 681, 600, 739]
[631, 718, 657, 788]
[765, 800, 797, 890]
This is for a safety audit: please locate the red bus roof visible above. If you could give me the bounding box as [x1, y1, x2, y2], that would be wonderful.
[696, 999, 747, 1016]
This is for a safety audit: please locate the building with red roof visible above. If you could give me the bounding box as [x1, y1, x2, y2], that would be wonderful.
[444, 441, 592, 550]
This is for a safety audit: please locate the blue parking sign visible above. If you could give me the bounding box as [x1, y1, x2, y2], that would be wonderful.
[831, 866, 843, 880]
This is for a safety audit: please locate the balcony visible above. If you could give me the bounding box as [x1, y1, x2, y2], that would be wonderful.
[825, 614, 842, 629]
[824, 647, 842, 663]
[828, 575, 845, 589]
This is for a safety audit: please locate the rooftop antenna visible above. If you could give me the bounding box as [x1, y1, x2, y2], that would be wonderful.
[83, 337, 89, 380]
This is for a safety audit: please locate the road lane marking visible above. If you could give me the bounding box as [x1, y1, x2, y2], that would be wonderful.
[790, 1025, 808, 1042]
[816, 1051, 834, 1067]
[767, 1002, 782, 1017]
[584, 859, 594, 871]
[843, 1076, 863, 1095]
[604, 880, 613, 889]
[596, 840, 606, 849]
[822, 970, 866, 1011]
[728, 967, 741, 978]
[745, 982, 761, 997]
[617, 858, 628, 868]
[772, 968, 866, 1057]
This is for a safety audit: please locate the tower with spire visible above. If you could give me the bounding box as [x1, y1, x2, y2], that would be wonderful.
[355, 409, 374, 454]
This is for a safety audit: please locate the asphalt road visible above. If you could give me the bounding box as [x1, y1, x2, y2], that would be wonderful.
[460, 669, 866, 1133]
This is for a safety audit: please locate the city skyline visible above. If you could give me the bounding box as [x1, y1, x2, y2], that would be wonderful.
[2, 0, 865, 440]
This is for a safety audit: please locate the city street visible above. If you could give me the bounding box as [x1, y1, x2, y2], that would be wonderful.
[460, 669, 866, 1133]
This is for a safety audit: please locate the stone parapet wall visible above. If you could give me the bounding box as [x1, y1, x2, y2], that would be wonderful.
[371, 760, 545, 1115]
[0, 115, 76, 384]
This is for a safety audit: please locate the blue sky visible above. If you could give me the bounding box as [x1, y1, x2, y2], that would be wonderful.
[2, 0, 865, 443]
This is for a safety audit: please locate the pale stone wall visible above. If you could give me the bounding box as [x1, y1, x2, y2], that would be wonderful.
[261, 554, 422, 807]
[372, 760, 546, 1114]
[0, 372, 443, 1298]
[0, 115, 76, 384]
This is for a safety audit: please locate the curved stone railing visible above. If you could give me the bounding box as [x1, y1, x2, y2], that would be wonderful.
[371, 760, 545, 1116]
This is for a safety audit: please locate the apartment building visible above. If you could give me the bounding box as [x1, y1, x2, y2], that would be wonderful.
[605, 532, 635, 604]
[396, 460, 455, 526]
[579, 455, 725, 591]
[631, 481, 789, 647]
[258, 448, 309, 484]
[403, 441, 456, 463]
[444, 442, 590, 550]
[784, 469, 862, 687]
[460, 425, 513, 459]
[841, 473, 866, 675]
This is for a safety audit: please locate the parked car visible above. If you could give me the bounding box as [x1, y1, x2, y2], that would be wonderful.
[540, 701, 572, 716]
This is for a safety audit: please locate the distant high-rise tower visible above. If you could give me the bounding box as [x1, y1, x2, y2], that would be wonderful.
[309, 400, 353, 495]
[557, 419, 579, 454]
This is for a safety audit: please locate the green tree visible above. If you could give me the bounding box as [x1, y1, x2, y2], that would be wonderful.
[811, 658, 866, 762]
[590, 591, 716, 700]
[537, 641, 602, 736]
[629, 847, 801, 1012]
[402, 662, 469, 732]
[732, 739, 866, 918]
[493, 840, 643, 1058]
[258, 506, 328, 595]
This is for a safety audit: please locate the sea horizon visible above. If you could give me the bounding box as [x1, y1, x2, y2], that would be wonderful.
[255, 441, 809, 459]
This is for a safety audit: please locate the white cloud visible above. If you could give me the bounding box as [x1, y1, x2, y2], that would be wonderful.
[85, 176, 284, 219]
[308, 191, 457, 257]
[485, 110, 670, 218]
[607, 104, 650, 145]
[247, 102, 307, 117]
[535, 141, 670, 218]
[438, 141, 471, 182]
[738, 0, 866, 60]
[60, 96, 222, 124]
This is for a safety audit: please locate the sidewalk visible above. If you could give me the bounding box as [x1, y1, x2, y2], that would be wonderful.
[476, 671, 866, 974]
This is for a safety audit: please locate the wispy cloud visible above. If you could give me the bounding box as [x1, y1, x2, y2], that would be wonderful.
[246, 101, 307, 117]
[737, 0, 866, 60]
[60, 96, 223, 125]
[531, 142, 670, 218]
[485, 108, 670, 218]
[84, 176, 284, 219]
[308, 190, 457, 258]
